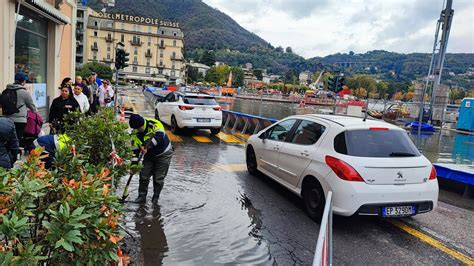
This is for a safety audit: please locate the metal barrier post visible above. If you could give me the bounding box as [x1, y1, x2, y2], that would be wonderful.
[313, 191, 333, 266]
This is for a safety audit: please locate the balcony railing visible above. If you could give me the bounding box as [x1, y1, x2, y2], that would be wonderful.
[105, 36, 114, 43]
[157, 64, 166, 68]
[130, 40, 143, 46]
[91, 45, 98, 51]
[103, 57, 113, 63]
[145, 52, 152, 58]
[170, 56, 183, 61]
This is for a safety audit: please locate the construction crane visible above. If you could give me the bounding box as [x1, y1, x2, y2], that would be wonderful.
[417, 0, 454, 135]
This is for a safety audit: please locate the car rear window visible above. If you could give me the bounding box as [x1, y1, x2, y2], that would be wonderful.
[184, 96, 217, 105]
[334, 129, 421, 157]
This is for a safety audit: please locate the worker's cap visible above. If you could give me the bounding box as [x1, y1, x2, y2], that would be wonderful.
[129, 114, 145, 129]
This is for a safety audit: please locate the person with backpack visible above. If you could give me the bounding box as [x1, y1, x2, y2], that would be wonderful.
[0, 117, 20, 170]
[1, 72, 37, 147]
[49, 86, 80, 133]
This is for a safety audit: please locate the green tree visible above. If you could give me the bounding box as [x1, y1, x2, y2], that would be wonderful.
[376, 81, 389, 99]
[231, 66, 245, 87]
[285, 47, 293, 53]
[76, 62, 113, 81]
[275, 46, 284, 53]
[253, 69, 263, 81]
[199, 50, 216, 67]
[187, 66, 199, 84]
[284, 69, 298, 84]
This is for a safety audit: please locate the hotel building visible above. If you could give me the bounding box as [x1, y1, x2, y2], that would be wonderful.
[78, 7, 185, 85]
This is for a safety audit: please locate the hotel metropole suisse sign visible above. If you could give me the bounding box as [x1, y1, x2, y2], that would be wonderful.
[96, 11, 179, 28]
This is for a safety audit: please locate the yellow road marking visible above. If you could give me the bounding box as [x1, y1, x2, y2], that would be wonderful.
[216, 132, 244, 144]
[389, 220, 474, 265]
[211, 164, 247, 172]
[127, 96, 137, 113]
[234, 132, 250, 140]
[165, 131, 183, 142]
[192, 135, 213, 143]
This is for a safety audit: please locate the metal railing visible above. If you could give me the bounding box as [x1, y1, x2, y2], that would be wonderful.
[313, 191, 333, 266]
[222, 110, 277, 136]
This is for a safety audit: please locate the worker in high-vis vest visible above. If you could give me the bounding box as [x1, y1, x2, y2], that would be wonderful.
[129, 114, 173, 204]
[25, 134, 70, 169]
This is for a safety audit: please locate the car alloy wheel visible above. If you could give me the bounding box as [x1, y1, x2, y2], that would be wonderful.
[246, 146, 258, 176]
[302, 180, 325, 221]
[210, 127, 221, 135]
[171, 116, 180, 134]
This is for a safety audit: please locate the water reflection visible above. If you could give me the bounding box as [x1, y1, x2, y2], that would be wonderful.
[225, 97, 474, 165]
[135, 206, 168, 266]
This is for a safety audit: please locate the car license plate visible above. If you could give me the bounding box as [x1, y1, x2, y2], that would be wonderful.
[197, 118, 211, 122]
[382, 206, 415, 217]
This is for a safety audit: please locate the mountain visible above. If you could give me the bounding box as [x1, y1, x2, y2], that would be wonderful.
[88, 0, 268, 50]
[86, 1, 473, 89]
[87, 0, 309, 73]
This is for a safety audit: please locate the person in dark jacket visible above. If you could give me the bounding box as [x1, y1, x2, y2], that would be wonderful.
[3, 72, 38, 147]
[49, 86, 80, 133]
[0, 117, 20, 169]
[129, 114, 173, 204]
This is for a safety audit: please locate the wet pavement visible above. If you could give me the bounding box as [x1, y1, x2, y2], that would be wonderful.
[118, 88, 473, 265]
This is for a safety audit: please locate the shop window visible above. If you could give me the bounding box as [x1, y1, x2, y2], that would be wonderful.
[15, 8, 48, 107]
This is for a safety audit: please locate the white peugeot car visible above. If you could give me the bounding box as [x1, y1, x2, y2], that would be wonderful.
[245, 115, 438, 219]
[155, 92, 222, 134]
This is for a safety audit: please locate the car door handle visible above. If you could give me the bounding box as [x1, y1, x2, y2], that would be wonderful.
[300, 151, 310, 156]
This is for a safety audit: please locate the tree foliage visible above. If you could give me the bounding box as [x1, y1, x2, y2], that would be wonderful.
[76, 62, 113, 81]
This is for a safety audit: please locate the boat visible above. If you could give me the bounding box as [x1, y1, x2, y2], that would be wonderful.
[367, 110, 383, 119]
[404, 121, 435, 132]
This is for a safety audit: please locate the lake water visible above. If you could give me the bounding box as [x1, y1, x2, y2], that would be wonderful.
[221, 97, 473, 166]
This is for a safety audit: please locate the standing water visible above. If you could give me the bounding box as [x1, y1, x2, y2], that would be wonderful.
[222, 97, 474, 166]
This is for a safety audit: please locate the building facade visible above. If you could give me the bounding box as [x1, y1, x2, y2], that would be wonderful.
[82, 9, 185, 85]
[299, 71, 313, 86]
[0, 0, 76, 119]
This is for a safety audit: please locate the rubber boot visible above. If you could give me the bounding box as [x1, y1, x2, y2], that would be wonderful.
[133, 180, 148, 204]
[151, 183, 163, 204]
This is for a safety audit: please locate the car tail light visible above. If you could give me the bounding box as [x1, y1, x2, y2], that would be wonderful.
[429, 165, 437, 180]
[179, 105, 194, 111]
[213, 106, 222, 111]
[369, 127, 389, 131]
[325, 156, 364, 182]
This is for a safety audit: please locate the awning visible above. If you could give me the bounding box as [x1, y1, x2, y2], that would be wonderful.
[21, 0, 71, 25]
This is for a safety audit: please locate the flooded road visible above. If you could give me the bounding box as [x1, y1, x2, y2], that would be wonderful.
[120, 89, 473, 265]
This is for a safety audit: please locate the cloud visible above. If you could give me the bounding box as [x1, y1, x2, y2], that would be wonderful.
[203, 0, 474, 57]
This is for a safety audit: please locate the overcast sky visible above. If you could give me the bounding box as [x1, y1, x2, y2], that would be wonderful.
[202, 0, 474, 58]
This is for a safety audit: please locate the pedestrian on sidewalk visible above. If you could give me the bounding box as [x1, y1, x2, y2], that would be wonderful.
[129, 114, 173, 204]
[73, 85, 90, 114]
[88, 74, 99, 113]
[0, 117, 20, 170]
[1, 72, 38, 147]
[49, 86, 80, 133]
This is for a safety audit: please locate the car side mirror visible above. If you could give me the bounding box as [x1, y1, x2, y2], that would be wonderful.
[258, 131, 267, 140]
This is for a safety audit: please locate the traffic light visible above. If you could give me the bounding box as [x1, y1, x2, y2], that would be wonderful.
[327, 77, 335, 91]
[335, 76, 344, 93]
[114, 42, 129, 70]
